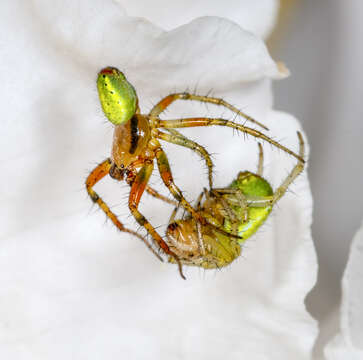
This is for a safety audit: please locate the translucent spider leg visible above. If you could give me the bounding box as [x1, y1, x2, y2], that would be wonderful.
[128, 159, 186, 279]
[168, 205, 180, 224]
[272, 131, 305, 203]
[85, 159, 163, 262]
[243, 131, 305, 208]
[145, 185, 178, 206]
[257, 143, 264, 176]
[155, 118, 304, 162]
[212, 188, 249, 225]
[155, 129, 214, 188]
[149, 92, 269, 130]
[211, 190, 238, 222]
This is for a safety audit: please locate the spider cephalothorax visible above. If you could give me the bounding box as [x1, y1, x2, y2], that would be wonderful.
[86, 67, 304, 278]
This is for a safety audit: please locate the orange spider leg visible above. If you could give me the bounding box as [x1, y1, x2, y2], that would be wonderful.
[115, 158, 177, 206]
[128, 160, 186, 279]
[154, 146, 208, 226]
[149, 92, 269, 130]
[156, 117, 304, 162]
[86, 158, 163, 262]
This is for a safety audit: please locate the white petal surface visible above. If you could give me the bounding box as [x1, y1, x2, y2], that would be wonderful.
[115, 0, 279, 38]
[0, 1, 316, 359]
[324, 220, 363, 360]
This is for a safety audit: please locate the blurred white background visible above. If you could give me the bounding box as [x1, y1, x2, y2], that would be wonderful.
[271, 0, 363, 357]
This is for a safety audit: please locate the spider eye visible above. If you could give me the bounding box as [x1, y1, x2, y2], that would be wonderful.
[97, 67, 138, 125]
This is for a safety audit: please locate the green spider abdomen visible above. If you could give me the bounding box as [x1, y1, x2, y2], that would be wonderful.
[226, 172, 273, 241]
[97, 67, 138, 125]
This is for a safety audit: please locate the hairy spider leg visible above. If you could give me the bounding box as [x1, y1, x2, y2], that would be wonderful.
[85, 159, 163, 262]
[193, 188, 249, 239]
[168, 205, 180, 224]
[241, 131, 305, 208]
[210, 140, 266, 226]
[155, 117, 304, 163]
[210, 189, 240, 223]
[212, 188, 249, 225]
[165, 133, 305, 269]
[128, 159, 186, 279]
[155, 146, 208, 226]
[149, 92, 270, 190]
[195, 190, 206, 210]
[155, 129, 214, 188]
[209, 189, 240, 236]
[149, 92, 269, 131]
[257, 143, 264, 176]
[273, 131, 305, 203]
[154, 145, 241, 243]
[145, 185, 178, 206]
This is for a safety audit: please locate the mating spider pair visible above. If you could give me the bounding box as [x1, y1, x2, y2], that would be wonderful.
[85, 67, 305, 279]
[166, 133, 304, 268]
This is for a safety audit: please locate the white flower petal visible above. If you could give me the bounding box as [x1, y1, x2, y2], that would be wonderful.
[114, 0, 279, 38]
[324, 220, 363, 359]
[0, 1, 316, 359]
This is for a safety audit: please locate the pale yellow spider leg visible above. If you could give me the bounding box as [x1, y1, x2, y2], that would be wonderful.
[145, 185, 178, 206]
[149, 92, 269, 130]
[257, 143, 264, 176]
[155, 129, 214, 188]
[238, 132, 305, 207]
[214, 188, 249, 223]
[168, 206, 180, 224]
[272, 131, 305, 203]
[156, 117, 304, 163]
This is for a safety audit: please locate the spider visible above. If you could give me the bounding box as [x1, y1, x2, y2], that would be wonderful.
[85, 67, 305, 279]
[165, 132, 305, 269]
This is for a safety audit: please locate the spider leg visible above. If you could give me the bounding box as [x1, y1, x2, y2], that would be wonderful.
[155, 129, 214, 189]
[230, 133, 304, 208]
[196, 220, 206, 256]
[154, 146, 207, 225]
[145, 185, 178, 206]
[128, 159, 185, 279]
[213, 188, 249, 207]
[272, 131, 305, 204]
[149, 92, 269, 130]
[211, 189, 240, 224]
[168, 206, 180, 224]
[195, 190, 205, 210]
[155, 117, 304, 163]
[212, 188, 249, 230]
[257, 143, 264, 176]
[85, 159, 163, 262]
[155, 146, 243, 241]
